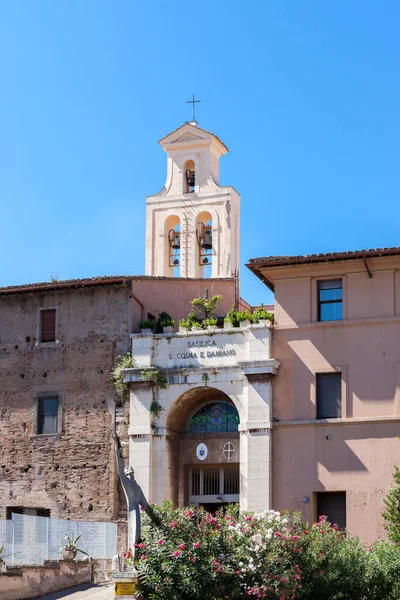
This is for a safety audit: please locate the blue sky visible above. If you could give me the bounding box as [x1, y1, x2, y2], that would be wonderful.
[1, 1, 400, 305]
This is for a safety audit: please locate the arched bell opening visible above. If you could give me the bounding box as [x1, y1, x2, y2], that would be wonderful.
[164, 215, 180, 277]
[196, 211, 213, 278]
[184, 160, 196, 194]
[165, 386, 240, 508]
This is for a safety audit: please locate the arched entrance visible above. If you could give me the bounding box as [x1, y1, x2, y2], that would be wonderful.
[165, 386, 240, 509]
[127, 323, 278, 513]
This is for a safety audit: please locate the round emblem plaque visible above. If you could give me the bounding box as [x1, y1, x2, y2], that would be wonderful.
[223, 441, 235, 460]
[196, 443, 208, 461]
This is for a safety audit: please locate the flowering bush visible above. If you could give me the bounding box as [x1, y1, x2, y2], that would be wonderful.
[135, 503, 400, 600]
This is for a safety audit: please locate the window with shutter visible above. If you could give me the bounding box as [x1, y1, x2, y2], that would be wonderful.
[40, 309, 56, 342]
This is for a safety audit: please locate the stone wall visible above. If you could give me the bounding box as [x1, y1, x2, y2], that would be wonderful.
[0, 282, 133, 522]
[0, 560, 93, 600]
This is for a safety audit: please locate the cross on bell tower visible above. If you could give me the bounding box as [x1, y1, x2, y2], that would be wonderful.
[187, 94, 201, 123]
[145, 121, 240, 279]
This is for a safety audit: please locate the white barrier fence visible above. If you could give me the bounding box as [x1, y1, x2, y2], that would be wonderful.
[0, 514, 117, 565]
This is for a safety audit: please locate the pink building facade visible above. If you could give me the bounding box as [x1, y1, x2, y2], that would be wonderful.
[248, 247, 400, 544]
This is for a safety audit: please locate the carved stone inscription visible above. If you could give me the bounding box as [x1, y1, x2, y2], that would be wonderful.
[168, 339, 236, 361]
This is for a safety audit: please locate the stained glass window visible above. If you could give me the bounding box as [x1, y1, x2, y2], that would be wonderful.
[186, 401, 239, 434]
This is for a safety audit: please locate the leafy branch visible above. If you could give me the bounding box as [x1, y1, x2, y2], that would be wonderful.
[140, 369, 168, 389]
[111, 351, 133, 403]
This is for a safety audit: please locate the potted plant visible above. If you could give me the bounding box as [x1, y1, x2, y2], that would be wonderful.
[157, 311, 175, 334]
[187, 310, 201, 331]
[252, 303, 273, 325]
[178, 318, 189, 333]
[205, 317, 218, 331]
[190, 295, 222, 325]
[60, 534, 90, 561]
[237, 310, 252, 328]
[224, 306, 239, 329]
[137, 319, 156, 335]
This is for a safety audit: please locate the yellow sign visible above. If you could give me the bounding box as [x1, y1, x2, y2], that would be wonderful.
[114, 582, 136, 595]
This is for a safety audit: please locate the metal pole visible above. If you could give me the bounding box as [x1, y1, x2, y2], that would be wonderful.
[11, 513, 15, 565]
[45, 517, 49, 561]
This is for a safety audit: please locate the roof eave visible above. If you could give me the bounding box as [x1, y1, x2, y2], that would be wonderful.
[247, 246, 400, 270]
[246, 263, 275, 292]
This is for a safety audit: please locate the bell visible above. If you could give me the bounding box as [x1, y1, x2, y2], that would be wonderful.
[173, 259, 179, 266]
[202, 257, 209, 264]
[186, 169, 195, 190]
[201, 232, 212, 250]
[171, 233, 180, 249]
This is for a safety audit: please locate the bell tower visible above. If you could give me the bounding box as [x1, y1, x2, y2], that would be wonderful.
[145, 122, 240, 278]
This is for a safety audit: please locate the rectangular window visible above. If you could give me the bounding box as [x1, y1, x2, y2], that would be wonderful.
[38, 397, 59, 434]
[189, 465, 240, 504]
[6, 507, 50, 519]
[316, 373, 342, 419]
[318, 280, 342, 321]
[317, 492, 346, 529]
[40, 309, 56, 342]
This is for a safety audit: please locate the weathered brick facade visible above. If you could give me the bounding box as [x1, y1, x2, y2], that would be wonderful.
[0, 275, 237, 524]
[0, 279, 134, 521]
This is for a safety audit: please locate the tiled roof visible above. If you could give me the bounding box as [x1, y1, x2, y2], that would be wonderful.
[246, 246, 400, 292]
[159, 122, 229, 152]
[247, 246, 400, 268]
[0, 274, 235, 295]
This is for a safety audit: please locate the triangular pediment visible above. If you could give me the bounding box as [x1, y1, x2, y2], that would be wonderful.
[172, 132, 206, 144]
[159, 122, 228, 154]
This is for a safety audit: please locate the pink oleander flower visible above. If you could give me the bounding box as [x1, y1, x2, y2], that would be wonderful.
[179, 543, 185, 550]
[170, 522, 177, 529]
[157, 539, 164, 545]
[194, 541, 200, 548]
[173, 550, 180, 558]
[140, 554, 147, 560]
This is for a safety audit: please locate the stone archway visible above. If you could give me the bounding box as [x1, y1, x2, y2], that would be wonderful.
[126, 323, 279, 512]
[164, 386, 240, 507]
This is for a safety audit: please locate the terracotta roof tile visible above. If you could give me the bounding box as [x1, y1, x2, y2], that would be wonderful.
[247, 246, 400, 268]
[0, 274, 235, 295]
[246, 246, 400, 291]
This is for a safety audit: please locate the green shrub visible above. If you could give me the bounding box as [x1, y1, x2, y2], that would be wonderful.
[134, 505, 400, 600]
[180, 310, 201, 331]
[252, 303, 274, 323]
[157, 311, 175, 330]
[110, 351, 133, 402]
[190, 295, 222, 322]
[382, 465, 400, 544]
[236, 309, 252, 323]
[138, 319, 157, 331]
[224, 305, 239, 327]
[204, 318, 218, 327]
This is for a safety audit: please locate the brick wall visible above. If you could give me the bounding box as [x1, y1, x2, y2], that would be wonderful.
[0, 283, 133, 522]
